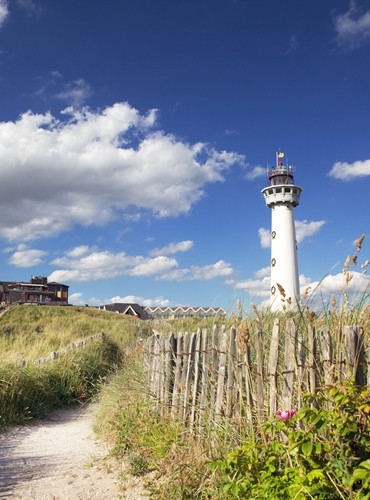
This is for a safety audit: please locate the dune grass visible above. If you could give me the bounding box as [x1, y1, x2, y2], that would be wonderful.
[0, 305, 152, 427]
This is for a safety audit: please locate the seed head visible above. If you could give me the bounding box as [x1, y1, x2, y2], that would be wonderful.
[355, 234, 365, 252]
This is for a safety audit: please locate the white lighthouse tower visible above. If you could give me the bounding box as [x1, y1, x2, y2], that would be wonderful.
[261, 152, 302, 311]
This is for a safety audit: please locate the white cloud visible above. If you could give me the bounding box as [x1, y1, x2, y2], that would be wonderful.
[333, 2, 370, 49]
[295, 220, 326, 243]
[128, 256, 178, 277]
[258, 227, 271, 248]
[302, 271, 370, 307]
[56, 78, 92, 107]
[0, 103, 243, 241]
[254, 266, 270, 279]
[8, 244, 47, 267]
[0, 0, 8, 27]
[48, 246, 234, 283]
[69, 292, 170, 307]
[258, 219, 325, 248]
[234, 276, 271, 297]
[244, 165, 266, 181]
[149, 240, 193, 257]
[160, 260, 234, 281]
[328, 158, 370, 180]
[68, 292, 85, 305]
[109, 295, 170, 307]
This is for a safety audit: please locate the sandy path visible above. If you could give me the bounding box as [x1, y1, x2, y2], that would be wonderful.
[0, 404, 147, 500]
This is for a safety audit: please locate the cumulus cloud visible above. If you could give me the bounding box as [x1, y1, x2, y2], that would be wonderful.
[159, 260, 234, 281]
[295, 220, 326, 243]
[302, 271, 370, 307]
[8, 243, 47, 267]
[149, 240, 193, 257]
[109, 295, 170, 307]
[333, 2, 370, 49]
[328, 158, 370, 180]
[234, 275, 271, 297]
[69, 292, 170, 307]
[258, 227, 271, 248]
[0, 0, 8, 27]
[0, 103, 242, 242]
[48, 246, 234, 283]
[258, 219, 325, 248]
[244, 165, 266, 181]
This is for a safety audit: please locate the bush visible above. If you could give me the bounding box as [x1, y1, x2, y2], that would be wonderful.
[212, 382, 370, 499]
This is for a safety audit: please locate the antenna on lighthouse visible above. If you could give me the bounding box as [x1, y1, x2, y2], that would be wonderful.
[261, 151, 302, 311]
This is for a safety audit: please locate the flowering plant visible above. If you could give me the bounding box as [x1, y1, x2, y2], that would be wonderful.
[276, 409, 297, 420]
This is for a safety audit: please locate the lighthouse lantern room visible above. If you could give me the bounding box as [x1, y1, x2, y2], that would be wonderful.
[261, 152, 302, 311]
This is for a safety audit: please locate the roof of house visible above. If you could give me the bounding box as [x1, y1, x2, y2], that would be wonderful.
[144, 306, 226, 315]
[100, 303, 151, 320]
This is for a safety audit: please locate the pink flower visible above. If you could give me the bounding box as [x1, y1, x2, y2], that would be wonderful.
[276, 409, 297, 420]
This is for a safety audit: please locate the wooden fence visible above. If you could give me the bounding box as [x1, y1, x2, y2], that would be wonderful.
[144, 319, 369, 433]
[14, 332, 105, 367]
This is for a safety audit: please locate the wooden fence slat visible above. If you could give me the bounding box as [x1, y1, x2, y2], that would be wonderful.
[209, 325, 219, 418]
[162, 334, 175, 414]
[296, 332, 306, 408]
[245, 340, 254, 423]
[307, 324, 317, 398]
[268, 318, 280, 417]
[190, 329, 202, 431]
[282, 318, 296, 411]
[319, 327, 333, 386]
[344, 326, 365, 386]
[215, 325, 228, 417]
[255, 322, 264, 420]
[181, 332, 196, 421]
[198, 328, 210, 433]
[226, 327, 237, 418]
[171, 333, 183, 417]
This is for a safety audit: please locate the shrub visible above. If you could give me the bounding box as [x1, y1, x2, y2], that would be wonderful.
[212, 382, 370, 499]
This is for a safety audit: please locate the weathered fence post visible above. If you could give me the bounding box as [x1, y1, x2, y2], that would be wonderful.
[215, 325, 228, 418]
[198, 328, 210, 434]
[282, 318, 296, 411]
[226, 326, 237, 418]
[171, 333, 184, 417]
[255, 321, 264, 420]
[343, 326, 365, 386]
[190, 328, 202, 432]
[268, 318, 280, 417]
[307, 323, 317, 399]
[181, 332, 196, 422]
[319, 327, 333, 386]
[296, 331, 306, 408]
[162, 333, 176, 415]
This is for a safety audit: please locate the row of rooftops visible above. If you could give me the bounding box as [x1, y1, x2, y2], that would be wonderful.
[99, 303, 226, 320]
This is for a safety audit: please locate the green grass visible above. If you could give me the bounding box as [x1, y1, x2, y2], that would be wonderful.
[0, 305, 151, 365]
[0, 305, 152, 427]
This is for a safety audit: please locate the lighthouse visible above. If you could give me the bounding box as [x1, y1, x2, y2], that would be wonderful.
[261, 152, 302, 311]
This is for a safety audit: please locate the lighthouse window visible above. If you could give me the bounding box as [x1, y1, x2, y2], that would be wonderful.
[268, 189, 273, 195]
[271, 231, 276, 239]
[271, 258, 276, 267]
[276, 188, 282, 193]
[285, 188, 291, 193]
[271, 286, 276, 295]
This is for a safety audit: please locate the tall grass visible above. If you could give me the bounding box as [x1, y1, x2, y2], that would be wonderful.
[0, 305, 152, 428]
[0, 305, 151, 365]
[0, 334, 122, 427]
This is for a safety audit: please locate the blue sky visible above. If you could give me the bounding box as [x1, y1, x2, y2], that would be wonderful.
[0, 0, 369, 312]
